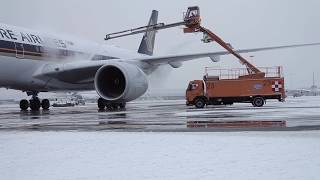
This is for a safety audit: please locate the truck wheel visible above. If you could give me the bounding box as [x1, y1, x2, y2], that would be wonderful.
[194, 98, 206, 108]
[252, 97, 265, 107]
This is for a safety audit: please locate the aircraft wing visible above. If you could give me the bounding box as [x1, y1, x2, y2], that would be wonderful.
[35, 42, 320, 83]
[136, 43, 320, 65]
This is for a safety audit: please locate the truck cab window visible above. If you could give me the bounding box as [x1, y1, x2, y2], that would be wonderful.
[187, 84, 192, 91]
[188, 83, 198, 90]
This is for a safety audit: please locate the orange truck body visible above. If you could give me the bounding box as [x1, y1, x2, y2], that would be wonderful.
[186, 67, 285, 108]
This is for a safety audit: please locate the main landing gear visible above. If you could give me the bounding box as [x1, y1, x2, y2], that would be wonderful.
[19, 91, 50, 111]
[97, 98, 126, 111]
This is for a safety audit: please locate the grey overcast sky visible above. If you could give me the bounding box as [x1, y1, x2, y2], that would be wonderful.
[0, 0, 320, 99]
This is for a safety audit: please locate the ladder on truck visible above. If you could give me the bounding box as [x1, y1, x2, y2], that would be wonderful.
[105, 6, 265, 78]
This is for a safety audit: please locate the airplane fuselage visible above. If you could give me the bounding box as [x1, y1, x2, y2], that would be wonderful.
[0, 23, 145, 92]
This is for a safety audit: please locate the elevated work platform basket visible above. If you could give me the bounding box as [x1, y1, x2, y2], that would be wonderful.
[204, 66, 283, 80]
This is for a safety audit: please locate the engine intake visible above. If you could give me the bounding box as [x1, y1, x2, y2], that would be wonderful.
[95, 62, 148, 102]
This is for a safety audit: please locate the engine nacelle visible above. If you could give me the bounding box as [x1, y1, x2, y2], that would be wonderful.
[94, 62, 148, 102]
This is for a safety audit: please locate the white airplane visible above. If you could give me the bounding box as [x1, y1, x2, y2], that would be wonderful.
[0, 10, 319, 111]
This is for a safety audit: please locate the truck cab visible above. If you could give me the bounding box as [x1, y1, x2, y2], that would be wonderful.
[186, 80, 206, 107]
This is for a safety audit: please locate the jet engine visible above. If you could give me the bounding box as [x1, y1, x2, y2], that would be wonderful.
[94, 62, 148, 102]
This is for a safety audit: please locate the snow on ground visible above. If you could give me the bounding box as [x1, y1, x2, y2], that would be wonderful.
[175, 96, 320, 126]
[1, 131, 320, 180]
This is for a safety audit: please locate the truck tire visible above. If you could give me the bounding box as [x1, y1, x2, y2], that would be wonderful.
[252, 97, 265, 107]
[194, 98, 206, 108]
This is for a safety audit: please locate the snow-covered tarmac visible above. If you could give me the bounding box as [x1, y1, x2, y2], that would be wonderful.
[1, 96, 320, 179]
[0, 96, 320, 131]
[1, 131, 320, 180]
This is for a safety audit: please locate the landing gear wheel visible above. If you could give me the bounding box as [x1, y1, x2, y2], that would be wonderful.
[119, 102, 126, 109]
[41, 99, 50, 110]
[106, 104, 114, 111]
[252, 97, 265, 107]
[20, 99, 29, 110]
[194, 98, 206, 108]
[29, 98, 41, 111]
[98, 98, 106, 110]
[112, 104, 119, 110]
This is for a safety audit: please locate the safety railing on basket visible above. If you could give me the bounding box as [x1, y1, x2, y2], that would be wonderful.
[204, 66, 283, 80]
